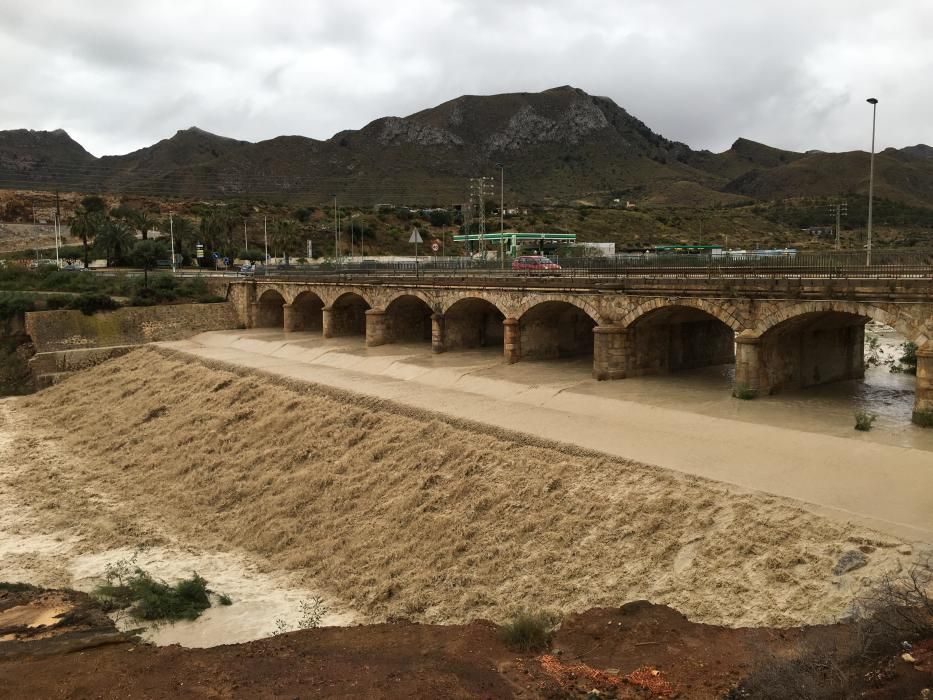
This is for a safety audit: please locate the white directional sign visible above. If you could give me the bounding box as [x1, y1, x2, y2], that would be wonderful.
[409, 228, 423, 244]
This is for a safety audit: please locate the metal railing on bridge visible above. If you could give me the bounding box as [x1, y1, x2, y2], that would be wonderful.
[243, 249, 933, 281]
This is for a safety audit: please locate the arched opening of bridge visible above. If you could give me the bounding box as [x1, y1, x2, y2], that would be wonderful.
[746, 311, 876, 394]
[444, 298, 505, 351]
[254, 290, 285, 328]
[626, 305, 735, 377]
[519, 301, 596, 361]
[385, 295, 433, 343]
[736, 311, 929, 426]
[286, 291, 324, 332]
[327, 292, 369, 337]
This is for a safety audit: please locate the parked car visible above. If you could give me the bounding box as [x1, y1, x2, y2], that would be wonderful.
[511, 255, 561, 271]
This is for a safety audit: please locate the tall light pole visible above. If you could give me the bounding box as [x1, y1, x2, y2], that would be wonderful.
[496, 162, 505, 268]
[169, 211, 176, 273]
[866, 97, 878, 266]
[333, 195, 339, 266]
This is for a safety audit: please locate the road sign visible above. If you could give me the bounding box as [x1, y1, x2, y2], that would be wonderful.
[409, 228, 423, 244]
[431, 241, 440, 252]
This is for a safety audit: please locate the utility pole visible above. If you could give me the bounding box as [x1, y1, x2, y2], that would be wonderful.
[463, 199, 473, 255]
[244, 218, 249, 251]
[263, 216, 269, 266]
[169, 211, 176, 273]
[866, 97, 879, 266]
[828, 201, 848, 250]
[54, 212, 60, 267]
[469, 176, 494, 259]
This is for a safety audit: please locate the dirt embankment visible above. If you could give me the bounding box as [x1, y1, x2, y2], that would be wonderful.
[6, 347, 917, 629]
[2, 591, 931, 699]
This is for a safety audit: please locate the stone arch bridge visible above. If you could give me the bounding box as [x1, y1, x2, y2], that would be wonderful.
[222, 276, 933, 425]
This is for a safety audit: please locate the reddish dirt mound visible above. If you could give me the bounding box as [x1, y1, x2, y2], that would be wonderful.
[2, 592, 931, 699]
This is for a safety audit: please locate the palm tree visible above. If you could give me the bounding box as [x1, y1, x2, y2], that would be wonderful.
[94, 218, 135, 267]
[129, 210, 157, 241]
[69, 207, 101, 268]
[199, 208, 237, 257]
[272, 219, 301, 263]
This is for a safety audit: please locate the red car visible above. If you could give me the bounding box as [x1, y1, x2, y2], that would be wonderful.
[511, 255, 561, 271]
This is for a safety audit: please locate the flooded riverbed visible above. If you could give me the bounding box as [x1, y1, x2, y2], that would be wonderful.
[586, 323, 929, 450]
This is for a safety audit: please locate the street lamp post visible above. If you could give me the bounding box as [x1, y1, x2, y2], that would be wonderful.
[333, 195, 339, 267]
[496, 162, 504, 269]
[169, 211, 176, 273]
[866, 97, 878, 267]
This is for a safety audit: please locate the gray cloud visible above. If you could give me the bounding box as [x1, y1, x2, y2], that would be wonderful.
[0, 0, 928, 156]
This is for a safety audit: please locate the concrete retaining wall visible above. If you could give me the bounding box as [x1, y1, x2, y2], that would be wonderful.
[24, 302, 241, 385]
[25, 302, 241, 353]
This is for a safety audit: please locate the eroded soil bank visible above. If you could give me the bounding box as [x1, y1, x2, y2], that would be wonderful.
[2, 589, 931, 699]
[2, 347, 922, 629]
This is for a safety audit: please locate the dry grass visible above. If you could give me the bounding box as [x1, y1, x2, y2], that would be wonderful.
[8, 347, 911, 627]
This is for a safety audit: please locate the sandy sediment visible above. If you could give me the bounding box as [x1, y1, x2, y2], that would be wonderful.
[3, 347, 917, 628]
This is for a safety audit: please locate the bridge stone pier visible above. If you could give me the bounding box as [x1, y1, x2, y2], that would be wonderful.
[223, 276, 933, 425]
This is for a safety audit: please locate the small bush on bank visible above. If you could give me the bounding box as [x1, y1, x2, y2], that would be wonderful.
[0, 581, 43, 593]
[851, 555, 933, 655]
[69, 293, 121, 315]
[733, 386, 757, 400]
[93, 557, 230, 623]
[44, 295, 71, 310]
[854, 411, 877, 431]
[727, 643, 851, 699]
[500, 610, 559, 652]
[0, 293, 37, 322]
[0, 337, 35, 397]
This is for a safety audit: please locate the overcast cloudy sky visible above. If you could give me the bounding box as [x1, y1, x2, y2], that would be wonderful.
[1, 0, 929, 156]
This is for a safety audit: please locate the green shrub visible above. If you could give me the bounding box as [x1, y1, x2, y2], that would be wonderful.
[0, 581, 43, 593]
[500, 610, 559, 652]
[130, 288, 159, 307]
[0, 294, 36, 322]
[93, 558, 228, 622]
[733, 385, 757, 400]
[889, 341, 917, 375]
[69, 293, 120, 315]
[854, 411, 876, 431]
[45, 295, 71, 310]
[0, 338, 34, 396]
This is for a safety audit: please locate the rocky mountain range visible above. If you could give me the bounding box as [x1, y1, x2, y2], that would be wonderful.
[1, 86, 931, 208]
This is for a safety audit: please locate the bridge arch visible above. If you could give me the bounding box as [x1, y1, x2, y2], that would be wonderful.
[327, 292, 370, 337]
[287, 290, 325, 332]
[444, 297, 506, 350]
[754, 300, 921, 344]
[513, 295, 605, 326]
[385, 294, 434, 343]
[622, 302, 738, 376]
[743, 302, 914, 394]
[619, 298, 743, 332]
[519, 300, 597, 360]
[255, 289, 286, 328]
